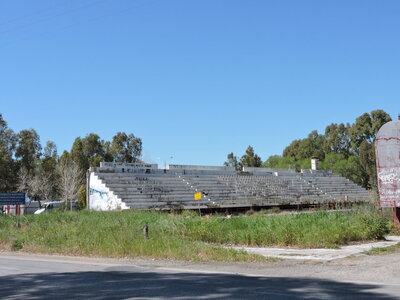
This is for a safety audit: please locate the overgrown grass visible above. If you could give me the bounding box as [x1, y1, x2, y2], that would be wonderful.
[0, 211, 263, 262]
[181, 207, 390, 248]
[363, 243, 400, 256]
[0, 206, 391, 261]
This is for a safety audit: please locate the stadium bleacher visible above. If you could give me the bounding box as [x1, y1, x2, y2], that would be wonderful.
[88, 162, 372, 211]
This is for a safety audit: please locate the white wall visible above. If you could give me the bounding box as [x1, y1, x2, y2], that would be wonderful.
[89, 173, 129, 211]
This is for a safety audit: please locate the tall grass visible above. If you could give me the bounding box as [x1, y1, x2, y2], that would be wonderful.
[0, 211, 261, 262]
[182, 208, 390, 248]
[0, 207, 391, 261]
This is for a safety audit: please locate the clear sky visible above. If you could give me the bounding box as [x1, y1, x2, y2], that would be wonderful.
[1, 0, 399, 166]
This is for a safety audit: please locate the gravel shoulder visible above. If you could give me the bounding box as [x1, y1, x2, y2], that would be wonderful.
[1, 242, 400, 285]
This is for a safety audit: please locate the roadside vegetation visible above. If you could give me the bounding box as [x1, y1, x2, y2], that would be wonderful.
[0, 206, 393, 261]
[363, 243, 400, 256]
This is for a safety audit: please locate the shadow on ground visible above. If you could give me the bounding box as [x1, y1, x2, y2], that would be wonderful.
[0, 269, 396, 299]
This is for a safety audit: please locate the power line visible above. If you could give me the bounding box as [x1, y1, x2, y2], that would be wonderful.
[0, 0, 157, 50]
[0, 0, 108, 35]
[0, 0, 72, 27]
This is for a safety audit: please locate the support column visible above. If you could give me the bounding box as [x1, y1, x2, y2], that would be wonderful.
[86, 169, 90, 210]
[394, 207, 400, 226]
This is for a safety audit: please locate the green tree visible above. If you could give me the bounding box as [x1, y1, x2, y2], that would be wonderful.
[77, 184, 86, 209]
[224, 152, 241, 171]
[348, 110, 391, 188]
[0, 114, 17, 191]
[40, 141, 59, 198]
[371, 109, 392, 138]
[240, 146, 262, 167]
[82, 133, 105, 166]
[323, 123, 351, 157]
[319, 153, 362, 185]
[59, 150, 72, 165]
[15, 129, 41, 174]
[349, 109, 391, 153]
[359, 141, 376, 189]
[103, 140, 114, 162]
[70, 133, 106, 175]
[272, 109, 392, 188]
[71, 137, 88, 173]
[111, 132, 142, 163]
[263, 155, 296, 169]
[42, 141, 58, 176]
[283, 130, 324, 161]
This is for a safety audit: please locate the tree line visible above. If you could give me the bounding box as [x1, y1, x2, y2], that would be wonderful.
[224, 109, 392, 190]
[0, 113, 142, 208]
[0, 109, 391, 208]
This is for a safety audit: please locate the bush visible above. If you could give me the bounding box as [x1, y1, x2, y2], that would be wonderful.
[11, 239, 23, 251]
[77, 184, 86, 209]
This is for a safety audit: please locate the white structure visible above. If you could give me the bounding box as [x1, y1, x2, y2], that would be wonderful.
[88, 172, 129, 211]
[311, 157, 319, 171]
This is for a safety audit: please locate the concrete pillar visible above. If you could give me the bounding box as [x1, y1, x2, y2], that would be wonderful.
[311, 157, 319, 171]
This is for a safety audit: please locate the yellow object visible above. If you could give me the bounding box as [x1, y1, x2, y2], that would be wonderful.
[194, 192, 202, 200]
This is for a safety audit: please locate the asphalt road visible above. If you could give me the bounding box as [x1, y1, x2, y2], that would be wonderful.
[1, 253, 400, 299]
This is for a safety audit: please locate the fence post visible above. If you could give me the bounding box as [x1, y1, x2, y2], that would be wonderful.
[143, 224, 149, 240]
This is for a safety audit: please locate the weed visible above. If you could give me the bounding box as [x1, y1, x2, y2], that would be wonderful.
[11, 239, 23, 251]
[363, 244, 400, 256]
[0, 207, 391, 261]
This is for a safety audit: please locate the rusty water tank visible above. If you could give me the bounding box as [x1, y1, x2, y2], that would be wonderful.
[375, 119, 400, 208]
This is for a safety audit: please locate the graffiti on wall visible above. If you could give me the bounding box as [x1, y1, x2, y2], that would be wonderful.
[89, 173, 129, 211]
[375, 120, 400, 208]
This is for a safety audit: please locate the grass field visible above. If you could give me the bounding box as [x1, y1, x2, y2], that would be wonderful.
[0, 206, 393, 262]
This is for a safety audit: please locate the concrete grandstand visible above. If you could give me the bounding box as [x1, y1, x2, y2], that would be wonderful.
[87, 162, 372, 211]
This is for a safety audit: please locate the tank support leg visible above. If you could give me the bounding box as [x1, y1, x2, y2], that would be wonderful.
[394, 207, 400, 226]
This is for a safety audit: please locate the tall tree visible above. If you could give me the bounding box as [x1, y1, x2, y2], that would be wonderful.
[348, 110, 391, 188]
[81, 133, 105, 166]
[370, 109, 392, 138]
[323, 123, 351, 157]
[270, 109, 392, 189]
[0, 114, 17, 191]
[319, 153, 362, 185]
[15, 129, 41, 173]
[359, 141, 377, 189]
[282, 139, 302, 160]
[224, 152, 241, 171]
[41, 141, 59, 198]
[103, 140, 114, 162]
[71, 137, 88, 173]
[42, 141, 58, 174]
[283, 130, 324, 161]
[70, 133, 106, 177]
[263, 155, 297, 169]
[349, 109, 391, 153]
[240, 146, 262, 167]
[111, 132, 142, 163]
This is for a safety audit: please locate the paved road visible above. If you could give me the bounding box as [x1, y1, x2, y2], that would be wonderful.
[233, 236, 400, 260]
[0, 253, 400, 299]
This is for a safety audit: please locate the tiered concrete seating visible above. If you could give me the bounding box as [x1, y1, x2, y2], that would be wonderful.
[91, 163, 372, 210]
[95, 172, 211, 209]
[300, 173, 371, 202]
[217, 174, 331, 206]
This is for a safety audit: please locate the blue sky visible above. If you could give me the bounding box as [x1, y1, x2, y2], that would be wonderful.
[1, 0, 399, 166]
